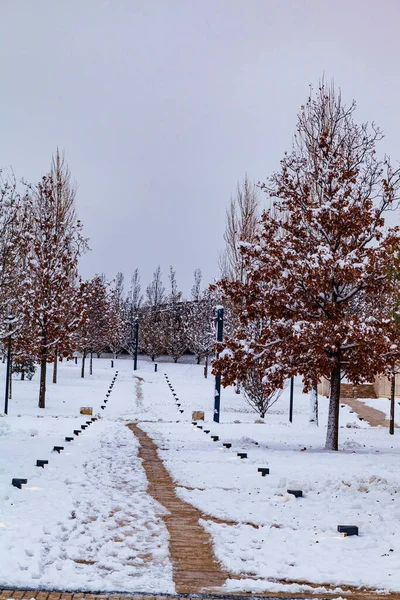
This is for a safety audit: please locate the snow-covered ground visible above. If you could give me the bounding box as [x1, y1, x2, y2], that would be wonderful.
[139, 363, 400, 594]
[1, 356, 400, 594]
[0, 359, 173, 593]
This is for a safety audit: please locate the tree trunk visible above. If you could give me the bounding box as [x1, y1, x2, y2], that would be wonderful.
[81, 350, 86, 378]
[174, 357, 178, 363]
[53, 347, 58, 384]
[235, 381, 240, 394]
[325, 363, 341, 450]
[309, 382, 319, 426]
[197, 356, 200, 365]
[39, 357, 47, 408]
[21, 370, 25, 381]
[9, 363, 12, 400]
[204, 355, 208, 379]
[151, 355, 155, 362]
[390, 373, 395, 435]
[90, 351, 93, 375]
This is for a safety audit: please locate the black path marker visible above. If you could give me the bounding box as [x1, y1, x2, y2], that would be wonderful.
[36, 460, 48, 468]
[338, 525, 358, 536]
[287, 489, 302, 497]
[53, 446, 64, 453]
[258, 468, 270, 476]
[12, 478, 27, 489]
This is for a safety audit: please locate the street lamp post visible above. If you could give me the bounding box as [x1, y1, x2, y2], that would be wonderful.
[213, 307, 224, 423]
[133, 316, 139, 371]
[4, 317, 13, 415]
[289, 376, 294, 423]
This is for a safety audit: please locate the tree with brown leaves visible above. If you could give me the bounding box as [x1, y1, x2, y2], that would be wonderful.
[21, 166, 87, 408]
[215, 82, 400, 450]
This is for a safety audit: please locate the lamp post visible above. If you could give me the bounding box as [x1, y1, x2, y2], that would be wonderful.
[213, 307, 224, 423]
[4, 316, 14, 415]
[289, 376, 294, 423]
[133, 316, 139, 371]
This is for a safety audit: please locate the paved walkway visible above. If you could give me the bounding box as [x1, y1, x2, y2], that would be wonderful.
[128, 424, 230, 595]
[342, 396, 393, 427]
[340, 383, 395, 428]
[1, 586, 400, 600]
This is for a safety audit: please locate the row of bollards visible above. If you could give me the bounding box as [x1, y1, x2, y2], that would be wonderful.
[191, 420, 303, 491]
[190, 420, 358, 536]
[164, 373, 184, 415]
[192, 421, 271, 479]
[12, 371, 119, 489]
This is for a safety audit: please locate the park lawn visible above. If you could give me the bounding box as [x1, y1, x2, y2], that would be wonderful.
[1, 356, 400, 594]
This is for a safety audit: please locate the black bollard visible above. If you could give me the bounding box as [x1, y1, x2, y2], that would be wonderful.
[12, 478, 27, 489]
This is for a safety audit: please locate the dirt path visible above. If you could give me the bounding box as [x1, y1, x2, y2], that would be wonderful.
[128, 423, 230, 595]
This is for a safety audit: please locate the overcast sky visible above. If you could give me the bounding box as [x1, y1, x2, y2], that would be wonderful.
[1, 0, 400, 296]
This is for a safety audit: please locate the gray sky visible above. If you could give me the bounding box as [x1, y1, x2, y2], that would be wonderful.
[2, 0, 400, 296]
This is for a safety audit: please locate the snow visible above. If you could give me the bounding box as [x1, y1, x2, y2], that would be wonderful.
[0, 359, 173, 593]
[138, 365, 400, 593]
[361, 395, 400, 424]
[1, 356, 400, 594]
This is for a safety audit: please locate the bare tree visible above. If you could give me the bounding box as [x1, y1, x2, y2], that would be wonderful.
[219, 174, 260, 282]
[106, 272, 126, 359]
[123, 268, 143, 356]
[164, 267, 187, 362]
[140, 266, 166, 360]
[186, 270, 216, 372]
[242, 364, 285, 418]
